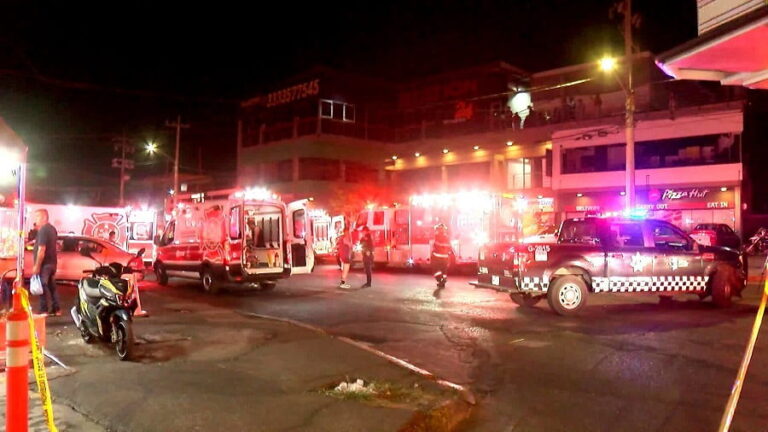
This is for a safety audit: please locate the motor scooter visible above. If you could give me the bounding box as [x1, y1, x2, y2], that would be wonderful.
[70, 247, 144, 361]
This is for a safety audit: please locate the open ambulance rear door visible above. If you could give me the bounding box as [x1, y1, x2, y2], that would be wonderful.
[287, 200, 315, 274]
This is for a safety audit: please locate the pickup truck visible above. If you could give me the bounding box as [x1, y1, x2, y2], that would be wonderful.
[472, 217, 747, 315]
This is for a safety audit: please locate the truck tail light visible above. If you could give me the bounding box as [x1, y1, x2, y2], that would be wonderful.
[703, 252, 715, 261]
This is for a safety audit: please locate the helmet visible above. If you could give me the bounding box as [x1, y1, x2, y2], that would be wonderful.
[434, 223, 448, 232]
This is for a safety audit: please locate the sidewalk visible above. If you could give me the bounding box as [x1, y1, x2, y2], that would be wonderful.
[40, 290, 469, 432]
[0, 368, 104, 431]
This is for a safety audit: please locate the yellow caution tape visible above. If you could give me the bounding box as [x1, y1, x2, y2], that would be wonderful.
[20, 288, 58, 432]
[718, 258, 768, 432]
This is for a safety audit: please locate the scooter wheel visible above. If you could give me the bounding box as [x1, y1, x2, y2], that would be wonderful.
[80, 327, 96, 344]
[115, 320, 135, 361]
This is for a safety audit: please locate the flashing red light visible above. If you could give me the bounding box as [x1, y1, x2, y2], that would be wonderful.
[703, 253, 715, 261]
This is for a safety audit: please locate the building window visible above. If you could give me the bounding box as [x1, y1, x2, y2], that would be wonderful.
[507, 158, 544, 189]
[344, 104, 355, 122]
[277, 160, 293, 183]
[319, 99, 356, 123]
[635, 133, 740, 169]
[345, 161, 378, 183]
[562, 144, 626, 174]
[320, 100, 333, 119]
[299, 158, 340, 181]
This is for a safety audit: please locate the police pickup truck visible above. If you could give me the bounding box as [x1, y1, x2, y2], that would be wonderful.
[473, 217, 747, 315]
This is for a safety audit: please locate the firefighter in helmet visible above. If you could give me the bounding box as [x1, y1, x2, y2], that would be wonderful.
[431, 223, 452, 288]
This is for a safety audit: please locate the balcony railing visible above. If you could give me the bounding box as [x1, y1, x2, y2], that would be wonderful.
[244, 80, 746, 147]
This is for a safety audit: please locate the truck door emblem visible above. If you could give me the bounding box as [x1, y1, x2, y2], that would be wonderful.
[630, 253, 651, 273]
[669, 257, 689, 271]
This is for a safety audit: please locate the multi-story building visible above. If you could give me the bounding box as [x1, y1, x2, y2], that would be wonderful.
[552, 103, 744, 231]
[237, 53, 759, 234]
[237, 66, 396, 212]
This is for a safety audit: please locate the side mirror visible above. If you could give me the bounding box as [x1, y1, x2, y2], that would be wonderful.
[137, 248, 146, 258]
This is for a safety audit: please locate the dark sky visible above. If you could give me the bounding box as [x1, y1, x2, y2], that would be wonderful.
[0, 1, 698, 201]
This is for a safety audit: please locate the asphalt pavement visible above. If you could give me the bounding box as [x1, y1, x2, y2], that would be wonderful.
[36, 256, 768, 431]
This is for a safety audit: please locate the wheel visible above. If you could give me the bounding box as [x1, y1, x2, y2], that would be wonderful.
[201, 268, 220, 295]
[80, 326, 96, 344]
[712, 265, 737, 308]
[114, 319, 134, 361]
[259, 281, 277, 291]
[510, 292, 542, 308]
[547, 276, 588, 316]
[155, 263, 168, 286]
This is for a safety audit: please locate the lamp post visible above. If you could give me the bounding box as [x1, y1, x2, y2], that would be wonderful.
[599, 0, 635, 212]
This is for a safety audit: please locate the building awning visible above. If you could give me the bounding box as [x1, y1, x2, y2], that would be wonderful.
[656, 6, 768, 90]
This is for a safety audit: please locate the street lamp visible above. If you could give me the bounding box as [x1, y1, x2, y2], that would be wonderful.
[599, 53, 635, 212]
[145, 141, 158, 154]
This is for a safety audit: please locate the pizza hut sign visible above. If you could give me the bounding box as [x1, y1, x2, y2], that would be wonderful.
[649, 188, 710, 202]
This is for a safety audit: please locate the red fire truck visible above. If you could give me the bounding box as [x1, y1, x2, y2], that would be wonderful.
[153, 187, 314, 294]
[351, 191, 498, 268]
[351, 191, 557, 269]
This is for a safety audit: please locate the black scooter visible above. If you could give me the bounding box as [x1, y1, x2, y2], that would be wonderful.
[70, 247, 144, 361]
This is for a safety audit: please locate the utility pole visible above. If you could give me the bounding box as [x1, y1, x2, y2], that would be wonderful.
[112, 133, 134, 206]
[165, 115, 190, 204]
[623, 0, 636, 210]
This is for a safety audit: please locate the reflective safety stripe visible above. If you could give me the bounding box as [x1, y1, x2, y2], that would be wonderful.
[519, 276, 549, 292]
[6, 346, 30, 367]
[6, 319, 28, 341]
[592, 276, 708, 293]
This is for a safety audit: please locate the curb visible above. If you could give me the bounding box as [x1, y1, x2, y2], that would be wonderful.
[238, 311, 476, 430]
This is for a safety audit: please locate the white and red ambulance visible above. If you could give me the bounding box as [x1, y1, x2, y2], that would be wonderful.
[153, 187, 314, 294]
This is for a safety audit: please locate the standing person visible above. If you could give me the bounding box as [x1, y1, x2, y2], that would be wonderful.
[360, 226, 374, 288]
[431, 223, 453, 288]
[32, 209, 59, 316]
[337, 227, 353, 289]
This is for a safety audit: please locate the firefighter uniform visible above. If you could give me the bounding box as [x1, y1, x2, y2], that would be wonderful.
[361, 229, 374, 287]
[431, 225, 452, 287]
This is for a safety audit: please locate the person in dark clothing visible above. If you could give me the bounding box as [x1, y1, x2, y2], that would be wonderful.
[360, 226, 374, 288]
[32, 209, 59, 316]
[431, 224, 453, 288]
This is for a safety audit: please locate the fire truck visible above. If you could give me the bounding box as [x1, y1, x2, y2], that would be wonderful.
[351, 191, 558, 268]
[350, 191, 497, 268]
[153, 187, 314, 294]
[24, 203, 159, 265]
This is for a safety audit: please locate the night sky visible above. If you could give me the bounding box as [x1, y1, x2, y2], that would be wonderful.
[0, 1, 698, 203]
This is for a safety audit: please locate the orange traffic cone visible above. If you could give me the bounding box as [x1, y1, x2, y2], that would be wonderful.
[5, 288, 30, 432]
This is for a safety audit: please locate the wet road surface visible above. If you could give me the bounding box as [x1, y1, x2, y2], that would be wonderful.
[136, 263, 768, 431]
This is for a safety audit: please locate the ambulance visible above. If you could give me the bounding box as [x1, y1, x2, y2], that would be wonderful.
[153, 187, 314, 294]
[308, 210, 345, 259]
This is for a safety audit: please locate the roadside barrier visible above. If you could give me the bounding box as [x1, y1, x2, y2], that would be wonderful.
[5, 283, 29, 432]
[718, 255, 768, 431]
[19, 288, 57, 432]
